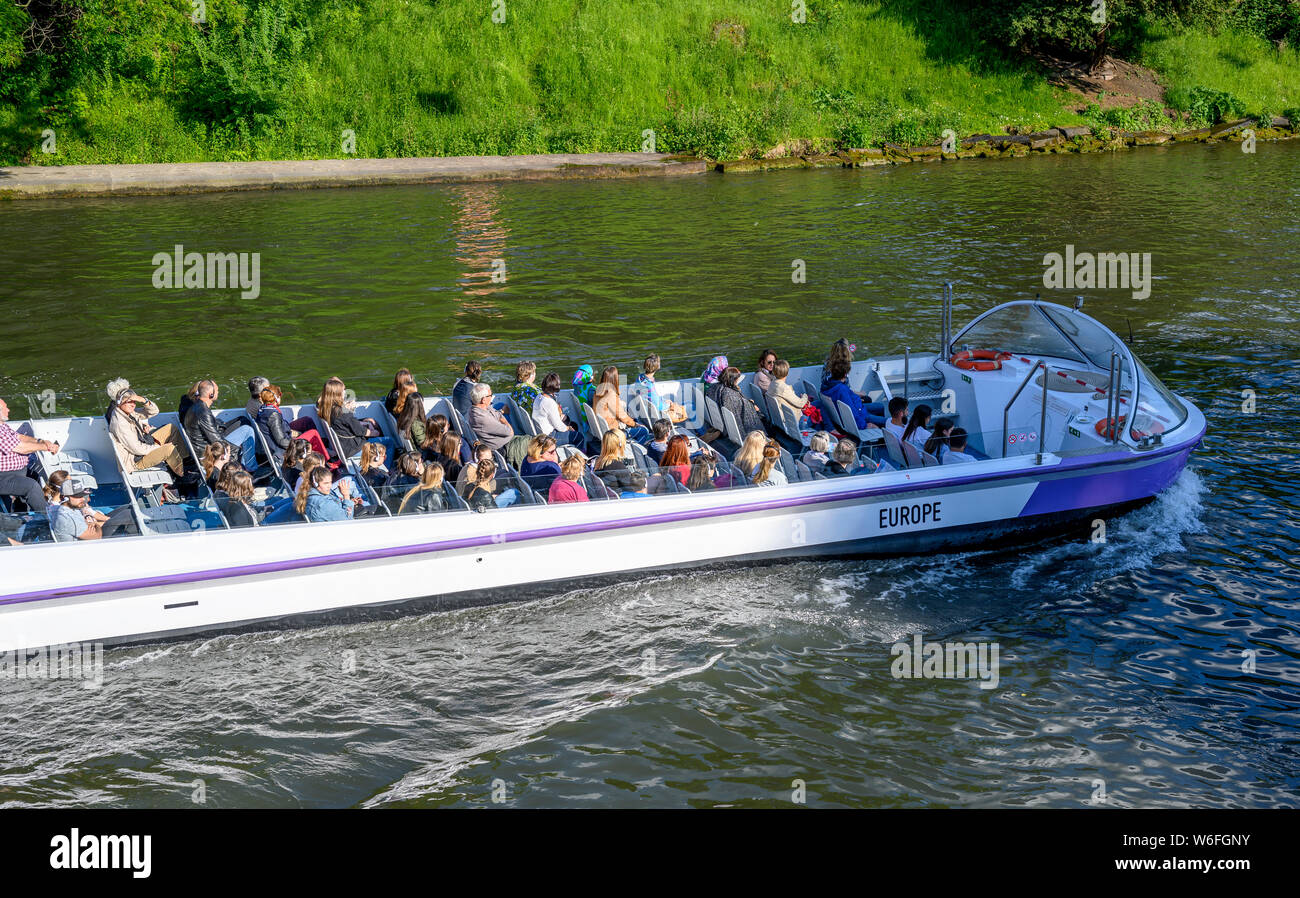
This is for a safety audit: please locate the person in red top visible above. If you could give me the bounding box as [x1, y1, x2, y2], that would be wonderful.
[0, 397, 59, 513]
[659, 434, 691, 486]
[547, 453, 590, 504]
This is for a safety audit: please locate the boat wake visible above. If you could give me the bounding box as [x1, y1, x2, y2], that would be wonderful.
[1008, 467, 1207, 594]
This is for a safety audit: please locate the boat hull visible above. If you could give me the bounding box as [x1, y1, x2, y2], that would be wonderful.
[0, 432, 1200, 654]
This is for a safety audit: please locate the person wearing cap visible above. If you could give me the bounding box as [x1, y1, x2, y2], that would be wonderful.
[48, 480, 138, 541]
[106, 384, 185, 478]
[0, 396, 58, 513]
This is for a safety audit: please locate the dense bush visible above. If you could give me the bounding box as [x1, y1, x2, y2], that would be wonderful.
[1164, 85, 1248, 123]
[182, 3, 309, 133]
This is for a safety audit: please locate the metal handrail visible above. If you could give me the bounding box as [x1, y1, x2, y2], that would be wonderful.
[1002, 358, 1047, 461]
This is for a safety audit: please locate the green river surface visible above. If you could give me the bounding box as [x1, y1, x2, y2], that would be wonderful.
[0, 141, 1296, 807]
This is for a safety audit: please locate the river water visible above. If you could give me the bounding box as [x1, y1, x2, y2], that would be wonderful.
[1, 142, 1297, 807]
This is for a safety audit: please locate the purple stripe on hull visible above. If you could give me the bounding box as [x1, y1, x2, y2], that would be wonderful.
[1019, 446, 1193, 518]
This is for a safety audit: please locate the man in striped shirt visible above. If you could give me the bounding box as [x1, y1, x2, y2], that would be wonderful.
[0, 397, 60, 513]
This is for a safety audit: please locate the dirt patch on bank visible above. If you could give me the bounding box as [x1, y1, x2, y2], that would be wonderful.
[1035, 53, 1167, 111]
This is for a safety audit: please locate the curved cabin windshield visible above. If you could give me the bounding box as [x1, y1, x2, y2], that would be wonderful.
[953, 303, 1087, 365]
[1129, 355, 1189, 439]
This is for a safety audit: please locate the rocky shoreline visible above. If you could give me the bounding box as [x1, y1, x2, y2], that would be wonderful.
[715, 117, 1298, 173]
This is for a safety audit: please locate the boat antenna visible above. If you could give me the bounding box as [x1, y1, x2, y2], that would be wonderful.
[1126, 317, 1134, 344]
[1073, 295, 1084, 311]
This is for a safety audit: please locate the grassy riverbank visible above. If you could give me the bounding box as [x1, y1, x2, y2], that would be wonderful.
[2, 1, 1298, 166]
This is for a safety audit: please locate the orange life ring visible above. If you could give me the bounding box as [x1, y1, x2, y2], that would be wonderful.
[1095, 416, 1126, 440]
[950, 349, 1012, 371]
[1096, 416, 1167, 440]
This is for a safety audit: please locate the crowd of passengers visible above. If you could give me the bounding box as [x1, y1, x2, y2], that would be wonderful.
[0, 340, 979, 542]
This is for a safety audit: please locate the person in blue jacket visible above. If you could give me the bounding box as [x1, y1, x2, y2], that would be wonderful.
[820, 357, 887, 429]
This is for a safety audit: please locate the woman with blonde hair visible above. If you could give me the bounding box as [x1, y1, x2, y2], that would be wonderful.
[398, 462, 446, 515]
[519, 434, 561, 494]
[752, 440, 788, 487]
[732, 430, 768, 478]
[548, 453, 590, 504]
[592, 429, 635, 493]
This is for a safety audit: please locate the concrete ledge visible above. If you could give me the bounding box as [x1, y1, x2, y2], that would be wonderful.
[0, 152, 708, 199]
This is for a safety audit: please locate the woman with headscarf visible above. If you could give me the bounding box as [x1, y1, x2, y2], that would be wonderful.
[701, 356, 729, 385]
[572, 364, 597, 446]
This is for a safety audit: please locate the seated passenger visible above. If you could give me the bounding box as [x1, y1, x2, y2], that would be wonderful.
[200, 442, 234, 492]
[636, 354, 688, 424]
[464, 458, 518, 511]
[659, 434, 692, 486]
[458, 443, 494, 495]
[215, 468, 261, 528]
[548, 453, 590, 504]
[701, 356, 729, 385]
[571, 364, 597, 431]
[317, 376, 390, 459]
[104, 381, 185, 480]
[245, 377, 270, 420]
[803, 431, 832, 474]
[256, 385, 328, 461]
[821, 338, 855, 391]
[451, 361, 483, 424]
[297, 466, 354, 522]
[183, 379, 258, 469]
[467, 383, 515, 452]
[732, 430, 768, 479]
[752, 440, 788, 487]
[49, 480, 138, 540]
[705, 367, 764, 436]
[384, 369, 420, 417]
[383, 452, 424, 495]
[942, 428, 977, 465]
[924, 417, 954, 463]
[419, 414, 449, 462]
[686, 453, 719, 491]
[428, 432, 463, 485]
[646, 419, 672, 464]
[901, 404, 933, 449]
[620, 470, 650, 499]
[825, 438, 866, 476]
[511, 361, 541, 416]
[593, 366, 652, 445]
[519, 435, 562, 495]
[821, 359, 887, 431]
[280, 438, 313, 485]
[297, 452, 374, 516]
[359, 442, 389, 492]
[885, 397, 909, 441]
[531, 373, 582, 446]
[390, 374, 428, 449]
[766, 359, 808, 418]
[753, 349, 777, 394]
[593, 430, 636, 493]
[0, 396, 57, 513]
[398, 463, 447, 515]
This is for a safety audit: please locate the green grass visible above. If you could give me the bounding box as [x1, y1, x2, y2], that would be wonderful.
[4, 1, 1299, 166]
[1138, 24, 1300, 121]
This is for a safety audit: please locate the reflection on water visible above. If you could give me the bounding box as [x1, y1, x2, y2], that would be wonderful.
[0, 142, 1297, 807]
[453, 183, 510, 304]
